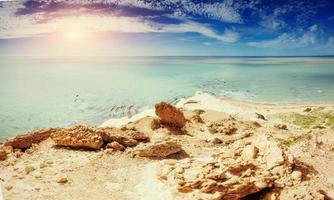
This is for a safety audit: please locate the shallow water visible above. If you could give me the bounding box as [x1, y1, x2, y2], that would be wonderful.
[0, 56, 334, 138]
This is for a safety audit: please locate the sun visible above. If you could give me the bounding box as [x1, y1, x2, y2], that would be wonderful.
[63, 29, 87, 42]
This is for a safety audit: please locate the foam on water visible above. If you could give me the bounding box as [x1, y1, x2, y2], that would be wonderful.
[0, 56, 334, 138]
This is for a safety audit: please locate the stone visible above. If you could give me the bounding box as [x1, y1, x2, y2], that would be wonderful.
[191, 115, 204, 123]
[100, 127, 148, 147]
[151, 118, 161, 130]
[255, 112, 267, 120]
[304, 108, 312, 112]
[291, 171, 302, 181]
[25, 165, 36, 174]
[4, 185, 13, 191]
[50, 125, 103, 150]
[155, 102, 186, 129]
[208, 127, 218, 134]
[4, 128, 58, 149]
[274, 124, 288, 130]
[0, 149, 7, 160]
[242, 145, 258, 160]
[211, 138, 223, 145]
[106, 141, 125, 151]
[138, 141, 182, 157]
[57, 175, 68, 184]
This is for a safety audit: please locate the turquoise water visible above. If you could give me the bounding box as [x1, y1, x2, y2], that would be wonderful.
[0, 56, 334, 138]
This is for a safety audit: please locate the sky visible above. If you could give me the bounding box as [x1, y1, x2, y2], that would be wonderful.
[0, 0, 334, 56]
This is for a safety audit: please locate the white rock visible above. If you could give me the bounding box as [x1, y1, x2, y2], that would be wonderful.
[291, 171, 302, 181]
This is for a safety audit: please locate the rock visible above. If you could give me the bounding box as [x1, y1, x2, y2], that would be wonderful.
[265, 143, 285, 169]
[138, 141, 182, 157]
[106, 142, 125, 151]
[100, 127, 148, 147]
[304, 108, 312, 112]
[208, 127, 218, 134]
[25, 165, 36, 174]
[242, 145, 258, 160]
[4, 184, 13, 191]
[255, 112, 267, 120]
[4, 128, 57, 149]
[155, 102, 186, 129]
[274, 124, 288, 130]
[57, 175, 68, 184]
[291, 170, 302, 181]
[50, 125, 103, 150]
[151, 118, 161, 130]
[0, 149, 7, 160]
[211, 138, 223, 145]
[191, 114, 204, 123]
[193, 109, 205, 115]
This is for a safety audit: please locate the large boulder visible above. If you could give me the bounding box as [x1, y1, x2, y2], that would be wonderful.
[155, 102, 186, 130]
[4, 128, 58, 149]
[138, 141, 182, 157]
[50, 125, 103, 150]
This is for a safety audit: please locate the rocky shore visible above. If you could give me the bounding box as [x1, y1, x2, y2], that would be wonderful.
[1, 92, 334, 200]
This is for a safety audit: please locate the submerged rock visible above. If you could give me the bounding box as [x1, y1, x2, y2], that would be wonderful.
[138, 141, 182, 157]
[4, 128, 58, 149]
[155, 102, 186, 129]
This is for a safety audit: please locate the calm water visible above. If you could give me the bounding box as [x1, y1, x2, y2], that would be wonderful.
[1, 56, 334, 138]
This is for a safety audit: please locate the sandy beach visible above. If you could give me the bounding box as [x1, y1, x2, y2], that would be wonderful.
[0, 92, 334, 200]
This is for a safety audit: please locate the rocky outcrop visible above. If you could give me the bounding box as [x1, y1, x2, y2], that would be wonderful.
[100, 127, 149, 147]
[138, 141, 182, 157]
[50, 125, 104, 150]
[158, 137, 293, 199]
[155, 102, 186, 130]
[4, 128, 58, 149]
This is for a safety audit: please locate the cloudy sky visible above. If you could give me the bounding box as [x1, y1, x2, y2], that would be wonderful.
[0, 0, 334, 56]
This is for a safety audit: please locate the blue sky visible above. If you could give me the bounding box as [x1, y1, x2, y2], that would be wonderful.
[0, 0, 334, 56]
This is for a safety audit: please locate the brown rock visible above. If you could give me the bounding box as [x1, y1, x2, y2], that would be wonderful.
[151, 118, 161, 130]
[100, 127, 147, 147]
[4, 128, 57, 149]
[138, 141, 182, 157]
[191, 114, 204, 123]
[155, 102, 186, 129]
[304, 107, 312, 112]
[106, 142, 125, 151]
[50, 125, 103, 150]
[274, 124, 288, 130]
[0, 149, 7, 160]
[57, 175, 68, 184]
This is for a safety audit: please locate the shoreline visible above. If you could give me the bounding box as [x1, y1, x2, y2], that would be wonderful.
[0, 91, 334, 199]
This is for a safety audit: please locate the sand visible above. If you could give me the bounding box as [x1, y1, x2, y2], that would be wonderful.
[1, 92, 334, 200]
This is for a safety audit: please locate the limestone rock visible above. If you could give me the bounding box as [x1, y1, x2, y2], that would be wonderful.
[100, 127, 148, 148]
[155, 102, 186, 129]
[138, 141, 182, 157]
[0, 149, 7, 160]
[51, 125, 103, 150]
[106, 141, 125, 151]
[291, 170, 302, 181]
[151, 118, 161, 130]
[25, 165, 36, 174]
[274, 124, 288, 130]
[241, 145, 258, 160]
[57, 175, 68, 184]
[4, 128, 58, 149]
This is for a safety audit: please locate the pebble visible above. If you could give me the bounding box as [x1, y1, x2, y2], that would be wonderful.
[57, 175, 68, 184]
[291, 170, 302, 181]
[25, 165, 36, 174]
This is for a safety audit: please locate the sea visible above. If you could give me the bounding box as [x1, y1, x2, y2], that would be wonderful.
[1, 56, 334, 139]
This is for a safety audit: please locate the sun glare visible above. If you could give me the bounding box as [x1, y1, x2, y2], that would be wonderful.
[63, 29, 87, 42]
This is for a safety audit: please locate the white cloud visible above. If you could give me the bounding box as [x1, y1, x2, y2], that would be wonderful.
[159, 21, 239, 42]
[247, 24, 319, 48]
